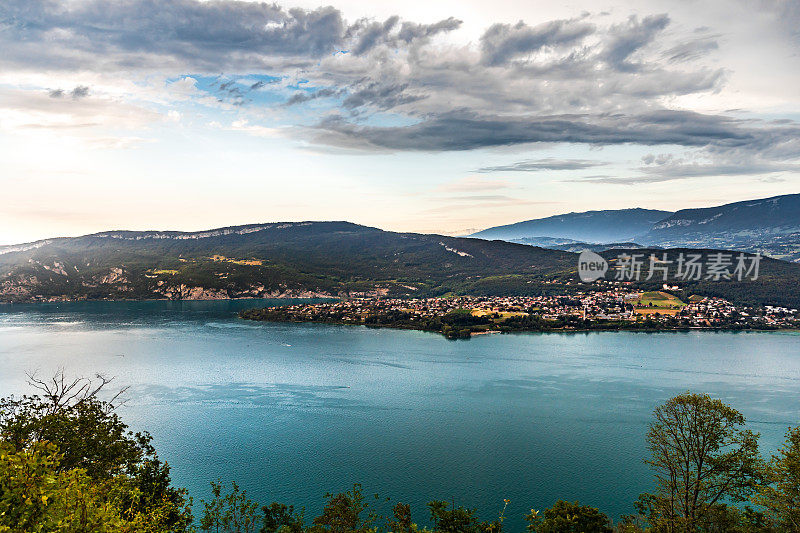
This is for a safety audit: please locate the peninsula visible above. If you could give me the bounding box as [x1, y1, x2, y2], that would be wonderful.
[239, 289, 799, 338]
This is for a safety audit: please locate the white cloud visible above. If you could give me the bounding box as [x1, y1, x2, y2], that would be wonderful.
[227, 119, 284, 138]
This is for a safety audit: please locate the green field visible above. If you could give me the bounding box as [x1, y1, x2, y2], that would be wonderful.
[639, 291, 685, 305]
[635, 291, 686, 312]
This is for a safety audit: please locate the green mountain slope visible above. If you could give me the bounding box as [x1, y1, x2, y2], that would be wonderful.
[0, 222, 577, 302]
[2, 221, 799, 308]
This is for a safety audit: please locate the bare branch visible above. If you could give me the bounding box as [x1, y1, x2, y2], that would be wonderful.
[25, 368, 129, 413]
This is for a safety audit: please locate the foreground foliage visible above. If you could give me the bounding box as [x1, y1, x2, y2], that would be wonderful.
[2, 373, 800, 532]
[637, 393, 764, 531]
[753, 426, 800, 530]
[0, 372, 192, 532]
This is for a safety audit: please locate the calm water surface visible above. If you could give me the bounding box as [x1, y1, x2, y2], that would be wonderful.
[1, 299, 799, 529]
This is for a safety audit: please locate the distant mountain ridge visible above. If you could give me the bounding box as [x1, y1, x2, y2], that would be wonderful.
[639, 194, 800, 257]
[647, 194, 800, 234]
[471, 193, 800, 262]
[469, 208, 673, 243]
[0, 223, 314, 254]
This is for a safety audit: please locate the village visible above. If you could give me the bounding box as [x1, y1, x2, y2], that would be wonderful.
[240, 285, 800, 335]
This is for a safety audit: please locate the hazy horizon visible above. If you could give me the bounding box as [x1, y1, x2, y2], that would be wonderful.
[1, 205, 675, 246]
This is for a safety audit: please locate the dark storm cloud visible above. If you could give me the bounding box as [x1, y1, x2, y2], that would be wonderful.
[284, 87, 344, 106]
[349, 16, 402, 55]
[563, 147, 800, 185]
[480, 18, 595, 66]
[0, 0, 461, 72]
[635, 152, 800, 181]
[310, 110, 800, 153]
[0, 0, 727, 116]
[396, 18, 463, 42]
[348, 16, 462, 56]
[47, 86, 89, 99]
[283, 81, 420, 110]
[1, 0, 341, 70]
[341, 82, 424, 111]
[476, 159, 608, 173]
[70, 86, 89, 99]
[569, 161, 800, 184]
[642, 162, 800, 179]
[602, 14, 670, 71]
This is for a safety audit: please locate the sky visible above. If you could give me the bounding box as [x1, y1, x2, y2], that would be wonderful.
[1, 0, 799, 245]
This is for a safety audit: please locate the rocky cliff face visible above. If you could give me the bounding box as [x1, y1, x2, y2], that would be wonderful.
[151, 284, 338, 301]
[0, 263, 397, 302]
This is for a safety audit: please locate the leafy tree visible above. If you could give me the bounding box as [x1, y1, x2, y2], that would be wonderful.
[693, 504, 775, 533]
[387, 502, 413, 533]
[614, 513, 649, 533]
[200, 480, 261, 533]
[753, 425, 800, 530]
[524, 500, 611, 533]
[427, 500, 498, 533]
[310, 484, 378, 533]
[0, 440, 180, 532]
[115, 432, 194, 530]
[638, 392, 764, 532]
[0, 372, 137, 479]
[261, 502, 305, 533]
[0, 370, 192, 532]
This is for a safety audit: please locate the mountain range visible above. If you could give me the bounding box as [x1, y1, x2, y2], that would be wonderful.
[0, 222, 576, 302]
[2, 219, 800, 308]
[470, 193, 800, 262]
[469, 209, 672, 243]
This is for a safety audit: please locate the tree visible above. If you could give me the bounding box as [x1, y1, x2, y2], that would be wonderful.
[0, 371, 136, 479]
[427, 500, 498, 533]
[387, 502, 413, 533]
[200, 480, 261, 533]
[261, 502, 305, 533]
[310, 484, 377, 533]
[0, 440, 181, 532]
[0, 370, 193, 532]
[639, 392, 763, 532]
[753, 425, 800, 530]
[524, 500, 611, 533]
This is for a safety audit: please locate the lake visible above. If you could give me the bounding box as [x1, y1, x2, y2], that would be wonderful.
[1, 299, 799, 529]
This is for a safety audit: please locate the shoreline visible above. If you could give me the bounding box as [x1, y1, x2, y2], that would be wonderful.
[238, 291, 800, 337]
[4, 297, 797, 336]
[0, 295, 340, 305]
[238, 315, 796, 337]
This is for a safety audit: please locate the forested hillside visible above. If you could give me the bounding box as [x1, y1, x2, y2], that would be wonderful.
[0, 222, 576, 302]
[2, 222, 800, 308]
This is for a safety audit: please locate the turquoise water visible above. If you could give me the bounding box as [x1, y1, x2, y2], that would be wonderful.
[1, 300, 799, 529]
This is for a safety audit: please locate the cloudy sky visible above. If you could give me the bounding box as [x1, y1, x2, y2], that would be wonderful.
[1, 0, 799, 244]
